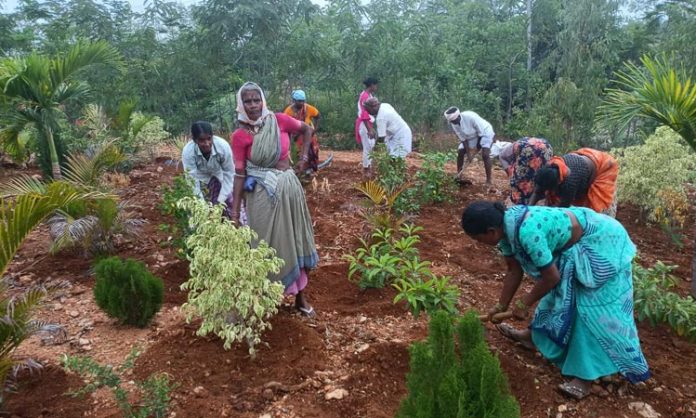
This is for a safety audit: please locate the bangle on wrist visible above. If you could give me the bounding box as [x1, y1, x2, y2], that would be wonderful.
[300, 155, 309, 162]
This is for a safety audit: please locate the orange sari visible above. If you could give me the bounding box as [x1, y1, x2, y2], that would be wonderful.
[573, 148, 618, 213]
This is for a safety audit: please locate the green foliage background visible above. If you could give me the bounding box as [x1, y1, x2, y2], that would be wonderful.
[2, 0, 695, 149]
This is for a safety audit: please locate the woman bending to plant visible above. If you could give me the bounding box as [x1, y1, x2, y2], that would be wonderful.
[230, 82, 318, 318]
[530, 148, 618, 217]
[461, 201, 650, 399]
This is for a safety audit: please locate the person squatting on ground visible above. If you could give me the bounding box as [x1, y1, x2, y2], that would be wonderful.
[283, 89, 322, 173]
[181, 121, 246, 223]
[230, 82, 319, 318]
[461, 201, 650, 400]
[530, 148, 619, 217]
[444, 107, 496, 186]
[492, 137, 554, 205]
[363, 97, 412, 159]
[356, 77, 379, 177]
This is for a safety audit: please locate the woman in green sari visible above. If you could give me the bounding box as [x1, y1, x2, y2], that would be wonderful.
[230, 82, 319, 317]
[460, 201, 650, 399]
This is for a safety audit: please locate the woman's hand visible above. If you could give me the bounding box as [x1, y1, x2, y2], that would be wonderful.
[512, 299, 530, 320]
[295, 159, 309, 173]
[488, 303, 508, 324]
[368, 126, 376, 139]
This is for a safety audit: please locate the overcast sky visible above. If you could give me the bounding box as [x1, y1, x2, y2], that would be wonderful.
[1, 0, 201, 13]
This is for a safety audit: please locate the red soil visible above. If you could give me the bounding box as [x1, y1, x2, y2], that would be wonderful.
[4, 151, 696, 417]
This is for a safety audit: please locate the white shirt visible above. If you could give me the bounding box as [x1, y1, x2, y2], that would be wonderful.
[376, 103, 412, 157]
[491, 141, 514, 170]
[181, 135, 235, 201]
[450, 110, 494, 143]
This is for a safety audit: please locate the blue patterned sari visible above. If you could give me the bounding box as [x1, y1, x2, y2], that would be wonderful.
[502, 206, 650, 383]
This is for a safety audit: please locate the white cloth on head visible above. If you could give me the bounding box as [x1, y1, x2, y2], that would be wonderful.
[181, 136, 235, 201]
[376, 103, 412, 158]
[444, 108, 460, 121]
[450, 110, 495, 149]
[236, 81, 271, 126]
[359, 123, 376, 168]
[491, 141, 514, 170]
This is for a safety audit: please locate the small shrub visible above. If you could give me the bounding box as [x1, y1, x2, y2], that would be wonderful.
[345, 225, 421, 289]
[130, 113, 170, 159]
[414, 152, 456, 205]
[371, 145, 421, 214]
[633, 261, 696, 341]
[397, 311, 520, 418]
[177, 197, 284, 355]
[159, 174, 196, 256]
[63, 349, 176, 418]
[613, 126, 696, 227]
[93, 257, 164, 327]
[393, 263, 460, 318]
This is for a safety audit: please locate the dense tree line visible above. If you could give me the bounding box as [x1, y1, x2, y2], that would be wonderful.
[1, 0, 696, 152]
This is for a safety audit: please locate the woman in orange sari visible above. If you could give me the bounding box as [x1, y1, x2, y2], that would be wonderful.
[283, 90, 321, 173]
[530, 148, 619, 217]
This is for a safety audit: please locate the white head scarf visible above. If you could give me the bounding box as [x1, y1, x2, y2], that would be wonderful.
[236, 82, 271, 126]
[444, 106, 460, 122]
[490, 141, 513, 158]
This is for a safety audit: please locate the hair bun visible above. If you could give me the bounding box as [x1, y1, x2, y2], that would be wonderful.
[493, 201, 506, 214]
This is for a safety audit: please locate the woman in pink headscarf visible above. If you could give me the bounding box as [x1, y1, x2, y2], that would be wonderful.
[355, 77, 379, 178]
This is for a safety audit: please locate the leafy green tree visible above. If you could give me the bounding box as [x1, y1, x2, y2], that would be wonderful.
[600, 54, 696, 296]
[0, 40, 122, 178]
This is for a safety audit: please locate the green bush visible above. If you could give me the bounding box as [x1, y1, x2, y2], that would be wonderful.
[397, 311, 520, 418]
[393, 268, 459, 319]
[613, 127, 696, 227]
[159, 174, 196, 256]
[633, 261, 696, 341]
[345, 225, 420, 289]
[93, 257, 164, 327]
[414, 152, 456, 205]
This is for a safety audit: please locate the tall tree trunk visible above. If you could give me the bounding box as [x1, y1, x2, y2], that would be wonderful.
[45, 128, 62, 180]
[526, 0, 533, 110]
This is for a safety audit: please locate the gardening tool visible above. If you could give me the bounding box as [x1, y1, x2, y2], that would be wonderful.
[478, 311, 514, 322]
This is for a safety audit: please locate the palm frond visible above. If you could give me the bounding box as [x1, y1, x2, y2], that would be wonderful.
[129, 113, 155, 140]
[355, 180, 386, 205]
[0, 181, 107, 275]
[51, 80, 91, 105]
[63, 140, 125, 188]
[49, 40, 123, 88]
[47, 214, 100, 254]
[0, 174, 48, 198]
[114, 99, 138, 132]
[599, 54, 696, 150]
[0, 280, 64, 394]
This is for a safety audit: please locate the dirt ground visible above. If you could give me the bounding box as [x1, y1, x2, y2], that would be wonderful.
[4, 150, 696, 418]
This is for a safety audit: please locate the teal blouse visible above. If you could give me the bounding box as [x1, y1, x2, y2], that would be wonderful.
[498, 206, 586, 270]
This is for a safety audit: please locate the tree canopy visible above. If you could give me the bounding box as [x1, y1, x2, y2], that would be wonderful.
[1, 0, 696, 151]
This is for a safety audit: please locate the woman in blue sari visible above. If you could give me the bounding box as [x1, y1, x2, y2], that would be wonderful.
[460, 201, 650, 399]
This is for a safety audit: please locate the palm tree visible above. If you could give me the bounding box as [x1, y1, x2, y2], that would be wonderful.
[0, 178, 110, 403]
[0, 40, 122, 179]
[599, 54, 696, 297]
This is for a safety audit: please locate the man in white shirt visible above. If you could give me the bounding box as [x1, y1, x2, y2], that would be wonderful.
[364, 97, 412, 158]
[444, 107, 495, 186]
[182, 121, 244, 222]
